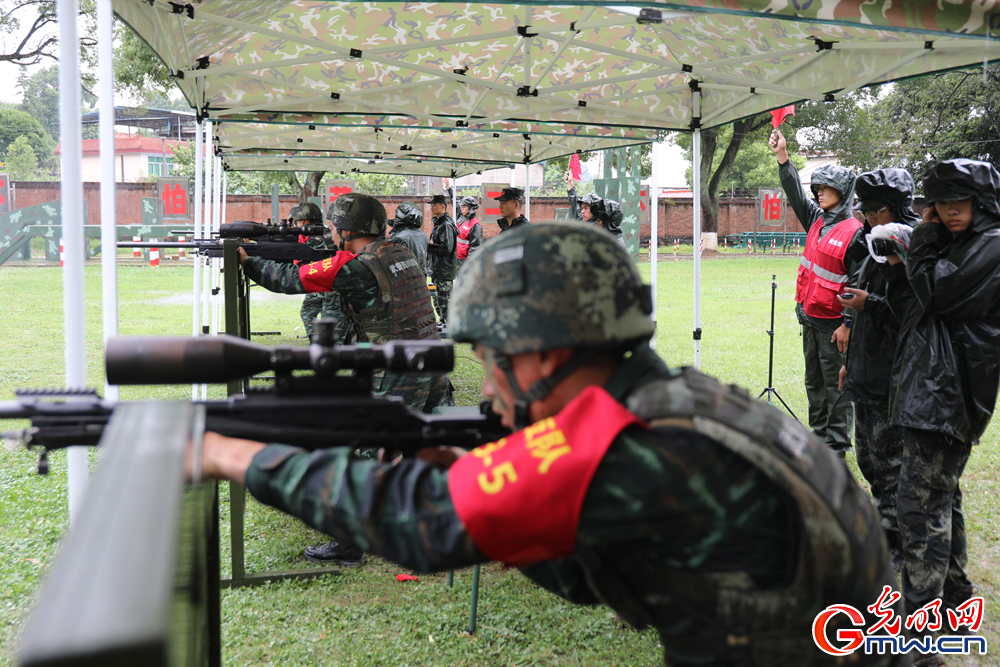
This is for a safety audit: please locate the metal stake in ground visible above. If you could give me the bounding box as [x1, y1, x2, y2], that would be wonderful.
[757, 274, 799, 421]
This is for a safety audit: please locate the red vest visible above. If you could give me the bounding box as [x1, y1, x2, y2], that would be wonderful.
[795, 217, 862, 319]
[448, 386, 645, 567]
[456, 217, 480, 260]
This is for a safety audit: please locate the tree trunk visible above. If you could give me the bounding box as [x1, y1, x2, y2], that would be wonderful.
[303, 171, 325, 200]
[700, 117, 770, 235]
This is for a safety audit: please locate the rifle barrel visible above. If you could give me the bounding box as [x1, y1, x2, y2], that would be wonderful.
[106, 336, 293, 385]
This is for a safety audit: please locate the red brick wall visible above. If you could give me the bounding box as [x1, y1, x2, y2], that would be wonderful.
[10, 182, 802, 243]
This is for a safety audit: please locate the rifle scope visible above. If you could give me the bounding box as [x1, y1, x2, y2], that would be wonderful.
[106, 335, 453, 385]
[220, 222, 326, 239]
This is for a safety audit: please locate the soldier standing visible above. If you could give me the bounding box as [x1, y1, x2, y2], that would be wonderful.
[426, 194, 458, 327]
[565, 173, 626, 247]
[455, 195, 483, 269]
[288, 202, 350, 342]
[770, 129, 866, 457]
[495, 187, 529, 233]
[237, 192, 452, 566]
[206, 223, 901, 667]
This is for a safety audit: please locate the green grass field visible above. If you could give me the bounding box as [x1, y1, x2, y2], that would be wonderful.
[1, 257, 997, 666]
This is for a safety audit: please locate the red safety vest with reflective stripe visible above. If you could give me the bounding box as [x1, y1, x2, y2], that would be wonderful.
[795, 217, 862, 319]
[456, 217, 480, 260]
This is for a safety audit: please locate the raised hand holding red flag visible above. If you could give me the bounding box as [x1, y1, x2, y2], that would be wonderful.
[569, 154, 582, 181]
[770, 105, 795, 129]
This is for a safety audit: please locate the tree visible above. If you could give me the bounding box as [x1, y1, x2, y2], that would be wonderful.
[112, 20, 175, 101]
[4, 134, 38, 179]
[0, 103, 53, 166]
[673, 114, 799, 234]
[0, 0, 97, 67]
[679, 124, 805, 196]
[17, 64, 97, 136]
[795, 65, 1000, 187]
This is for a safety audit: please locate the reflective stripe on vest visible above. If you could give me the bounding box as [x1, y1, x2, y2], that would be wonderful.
[795, 217, 861, 319]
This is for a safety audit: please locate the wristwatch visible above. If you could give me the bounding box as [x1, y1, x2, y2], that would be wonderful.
[843, 319, 854, 328]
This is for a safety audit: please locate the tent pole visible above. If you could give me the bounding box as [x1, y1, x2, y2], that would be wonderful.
[192, 119, 203, 399]
[649, 137, 660, 350]
[212, 155, 222, 335]
[98, 0, 118, 403]
[524, 162, 530, 219]
[201, 122, 213, 399]
[57, 0, 89, 523]
[692, 112, 703, 370]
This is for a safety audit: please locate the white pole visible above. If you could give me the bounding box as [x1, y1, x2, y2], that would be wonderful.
[211, 155, 221, 335]
[649, 138, 660, 350]
[57, 0, 89, 522]
[191, 120, 203, 399]
[217, 168, 227, 335]
[97, 0, 118, 403]
[692, 89, 703, 370]
[524, 163, 530, 220]
[200, 123, 212, 399]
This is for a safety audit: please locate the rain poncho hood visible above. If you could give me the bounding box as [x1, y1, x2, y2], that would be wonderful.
[580, 193, 624, 238]
[390, 201, 425, 230]
[810, 164, 857, 224]
[855, 169, 921, 227]
[923, 159, 1000, 233]
[460, 196, 479, 212]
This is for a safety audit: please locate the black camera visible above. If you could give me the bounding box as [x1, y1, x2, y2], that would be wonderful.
[870, 237, 894, 257]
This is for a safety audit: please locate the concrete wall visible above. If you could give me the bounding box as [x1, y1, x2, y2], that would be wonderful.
[8, 182, 803, 244]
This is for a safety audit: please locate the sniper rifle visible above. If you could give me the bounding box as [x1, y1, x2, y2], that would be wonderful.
[1, 323, 507, 472]
[119, 221, 339, 263]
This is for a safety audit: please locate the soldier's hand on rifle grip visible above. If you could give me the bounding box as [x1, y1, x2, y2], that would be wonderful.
[237, 246, 249, 265]
[414, 446, 468, 468]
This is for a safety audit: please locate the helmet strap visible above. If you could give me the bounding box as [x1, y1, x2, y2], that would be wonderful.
[493, 348, 599, 430]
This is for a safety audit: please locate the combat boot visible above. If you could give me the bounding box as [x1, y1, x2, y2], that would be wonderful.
[304, 540, 366, 567]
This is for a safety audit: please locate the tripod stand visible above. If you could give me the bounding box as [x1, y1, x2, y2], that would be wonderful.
[758, 274, 799, 421]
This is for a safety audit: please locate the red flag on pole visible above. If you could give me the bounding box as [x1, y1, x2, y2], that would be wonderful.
[569, 154, 582, 181]
[770, 105, 796, 129]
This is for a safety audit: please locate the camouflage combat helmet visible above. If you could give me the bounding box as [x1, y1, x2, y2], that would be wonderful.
[460, 195, 479, 211]
[451, 222, 653, 427]
[451, 222, 653, 353]
[288, 201, 323, 224]
[326, 193, 387, 237]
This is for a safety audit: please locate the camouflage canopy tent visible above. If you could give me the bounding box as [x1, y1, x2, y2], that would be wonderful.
[112, 0, 1000, 362]
[114, 1, 1000, 134]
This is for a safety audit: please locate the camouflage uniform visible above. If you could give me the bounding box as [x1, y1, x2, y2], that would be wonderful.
[299, 234, 351, 341]
[244, 224, 900, 667]
[778, 160, 866, 454]
[243, 197, 450, 412]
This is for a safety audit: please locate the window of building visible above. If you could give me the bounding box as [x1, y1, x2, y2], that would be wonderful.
[148, 156, 174, 177]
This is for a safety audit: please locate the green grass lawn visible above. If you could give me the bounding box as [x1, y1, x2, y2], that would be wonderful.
[1, 257, 997, 666]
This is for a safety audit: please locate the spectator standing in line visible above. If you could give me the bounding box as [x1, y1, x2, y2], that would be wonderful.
[889, 159, 1000, 666]
[565, 171, 626, 246]
[426, 194, 458, 327]
[388, 200, 429, 276]
[770, 129, 866, 457]
[495, 187, 529, 233]
[836, 169, 920, 571]
[455, 196, 483, 269]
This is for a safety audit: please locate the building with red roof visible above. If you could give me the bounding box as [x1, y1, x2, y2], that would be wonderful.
[56, 134, 187, 183]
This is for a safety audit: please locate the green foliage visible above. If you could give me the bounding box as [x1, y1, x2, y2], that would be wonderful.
[0, 103, 53, 168]
[4, 136, 39, 180]
[673, 122, 804, 193]
[16, 65, 98, 138]
[113, 19, 175, 101]
[352, 173, 408, 196]
[796, 66, 1000, 186]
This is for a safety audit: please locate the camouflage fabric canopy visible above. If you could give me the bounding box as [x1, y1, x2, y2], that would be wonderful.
[214, 119, 655, 176]
[115, 0, 1000, 146]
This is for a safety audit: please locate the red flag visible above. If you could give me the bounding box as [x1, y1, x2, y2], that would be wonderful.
[569, 154, 582, 181]
[770, 105, 796, 129]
